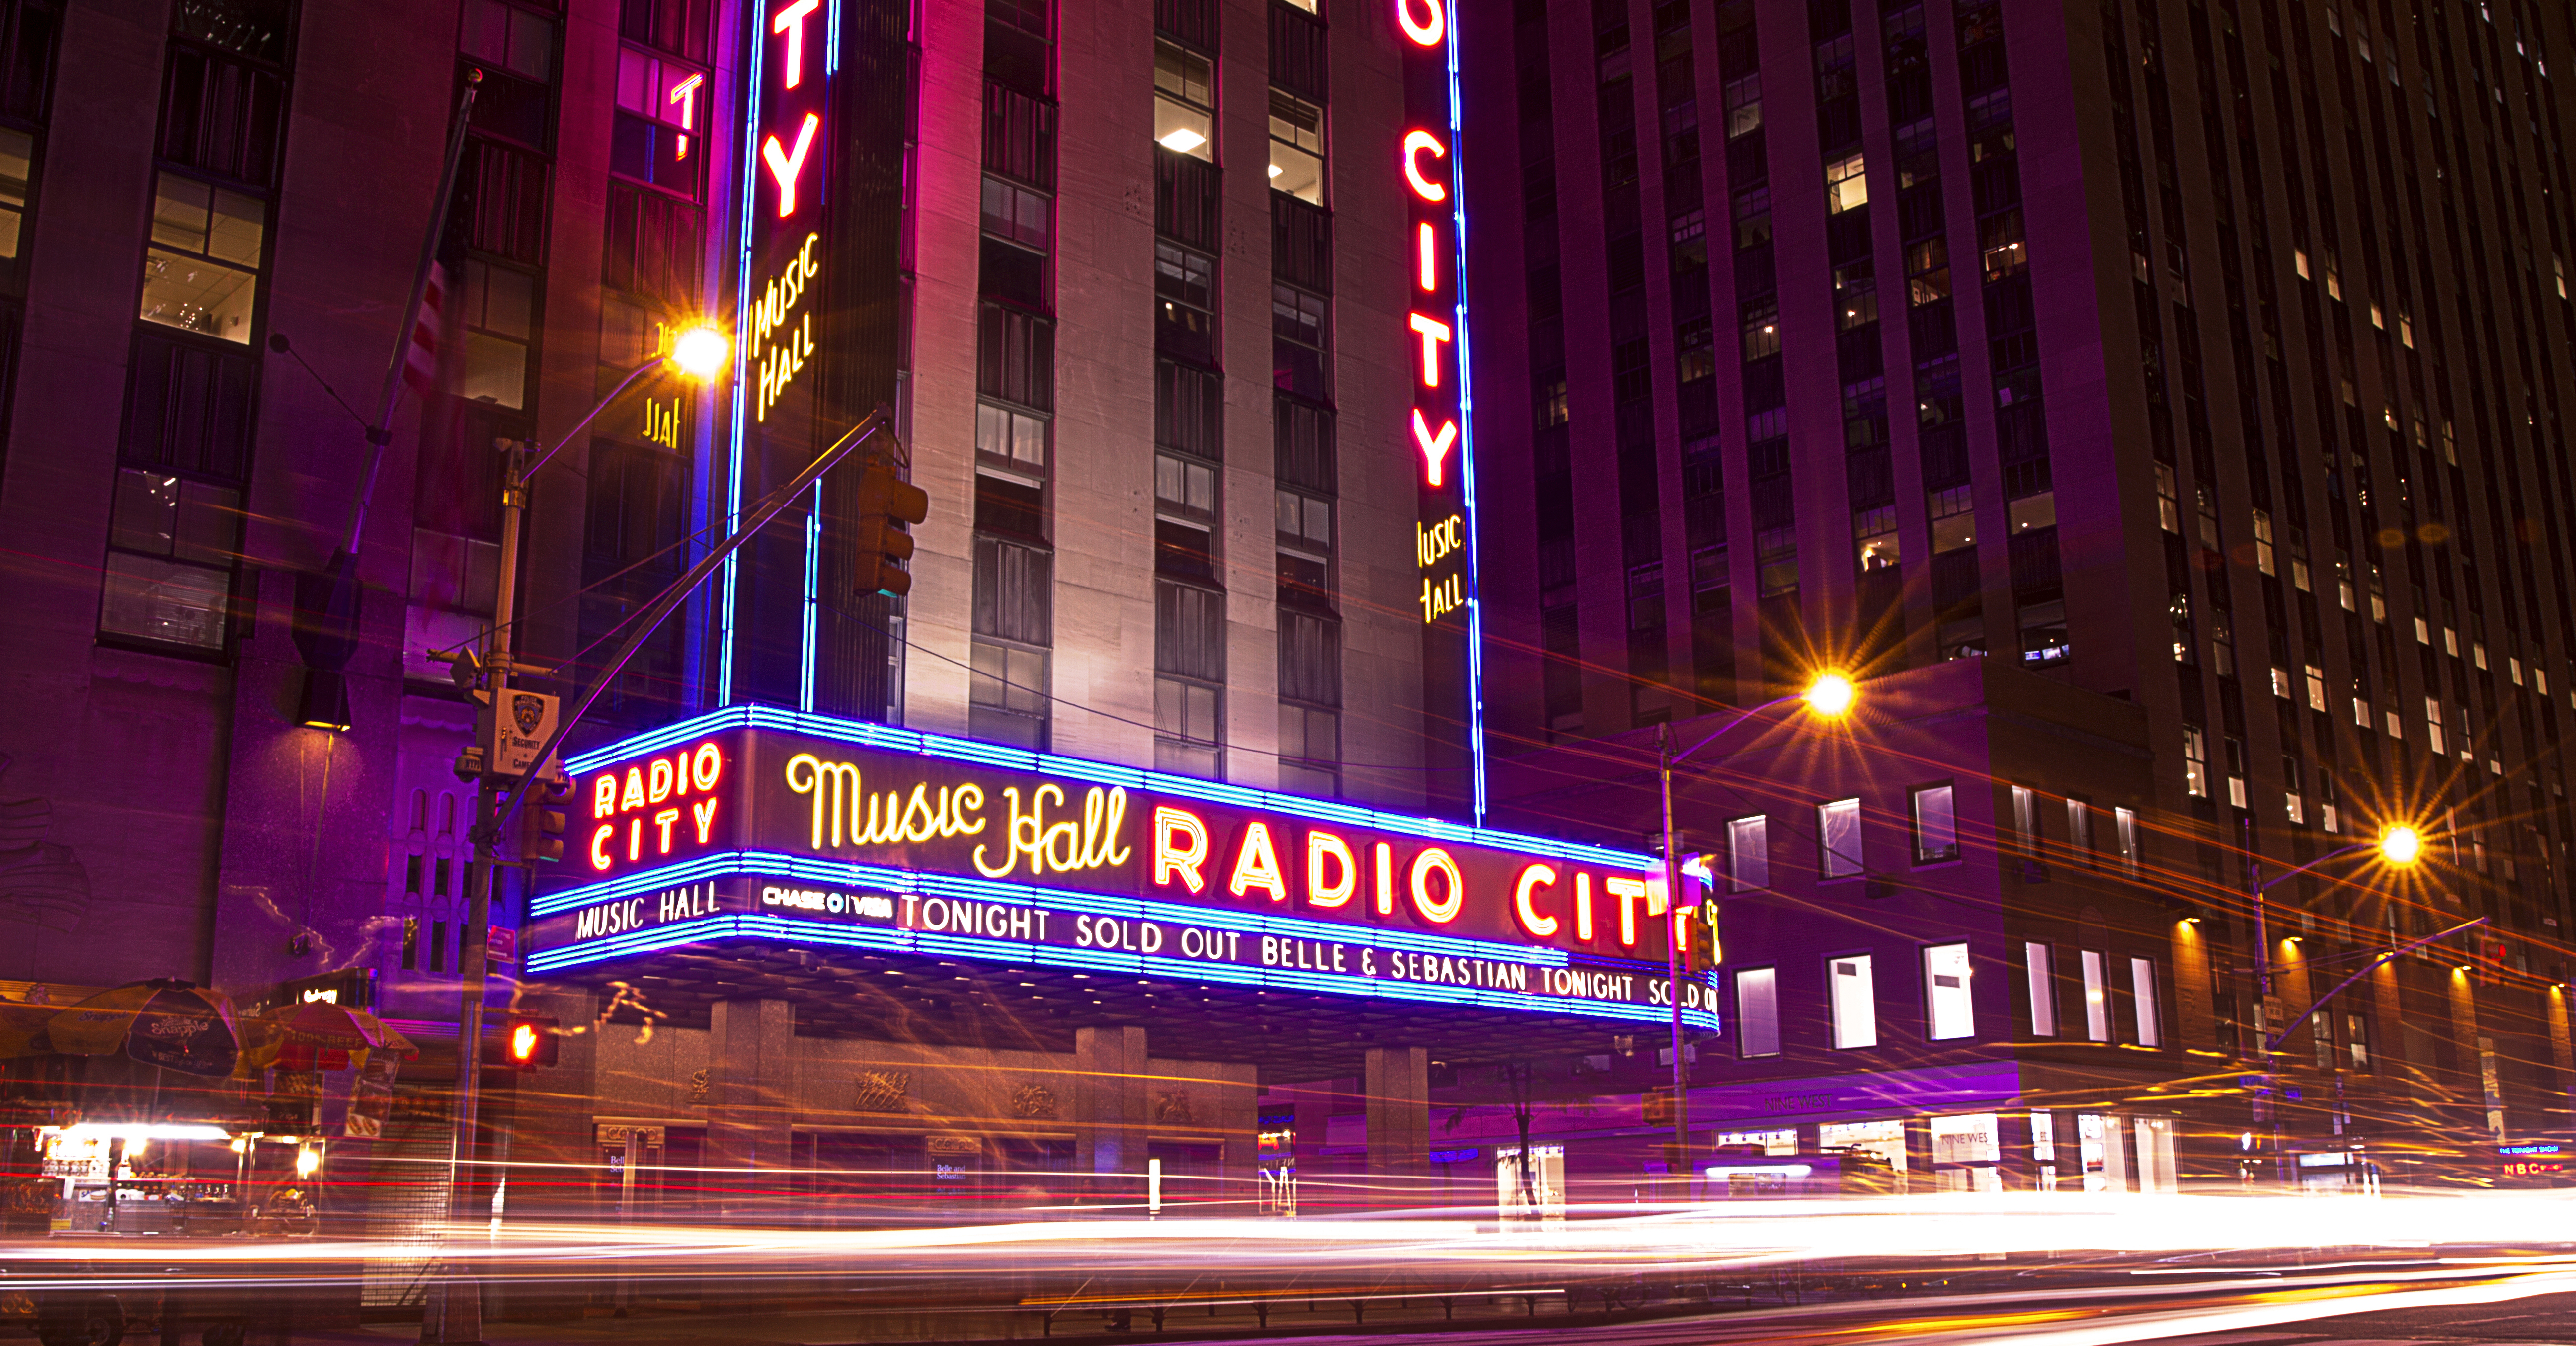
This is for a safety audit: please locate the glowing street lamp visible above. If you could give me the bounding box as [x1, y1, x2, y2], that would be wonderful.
[2240, 815, 2435, 1186]
[1802, 671, 1858, 719]
[667, 321, 729, 380]
[1657, 668, 1862, 1176]
[2378, 823, 2423, 868]
[431, 315, 732, 1321]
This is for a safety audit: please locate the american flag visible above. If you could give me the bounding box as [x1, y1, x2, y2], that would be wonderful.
[402, 260, 448, 395]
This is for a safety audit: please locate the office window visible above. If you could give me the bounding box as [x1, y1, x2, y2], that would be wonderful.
[1828, 954, 1877, 1048]
[2023, 941, 2055, 1036]
[1735, 967, 1780, 1056]
[2128, 956, 2160, 1047]
[1732, 185, 1770, 249]
[1925, 943, 1973, 1040]
[1740, 295, 1780, 359]
[141, 174, 263, 344]
[983, 173, 1051, 251]
[1824, 152, 1867, 213]
[2180, 725, 2209, 798]
[1722, 73, 1760, 137]
[1906, 235, 1949, 305]
[977, 401, 1048, 474]
[1818, 797, 1863, 879]
[1911, 783, 1958, 863]
[2065, 797, 2092, 864]
[99, 467, 238, 649]
[1276, 487, 1331, 557]
[1726, 815, 1769, 890]
[1979, 209, 2025, 279]
[1278, 702, 1338, 795]
[1268, 88, 1323, 203]
[457, 259, 536, 408]
[610, 47, 707, 198]
[1930, 484, 1974, 552]
[971, 536, 1053, 750]
[1154, 579, 1224, 777]
[2008, 784, 2038, 854]
[969, 641, 1050, 749]
[2079, 949, 2109, 1041]
[2114, 807, 2139, 872]
[1154, 40, 1213, 159]
[1154, 241, 1217, 365]
[1272, 282, 1329, 399]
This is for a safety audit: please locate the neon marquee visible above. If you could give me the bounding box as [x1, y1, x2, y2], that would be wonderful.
[527, 707, 1715, 1028]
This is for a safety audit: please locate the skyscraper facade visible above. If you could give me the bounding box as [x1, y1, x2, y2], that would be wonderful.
[1472, 0, 2576, 969]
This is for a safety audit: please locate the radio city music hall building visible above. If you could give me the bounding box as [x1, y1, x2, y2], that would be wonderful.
[0, 0, 1711, 1218]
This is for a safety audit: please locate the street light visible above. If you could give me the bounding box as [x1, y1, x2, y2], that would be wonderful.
[423, 321, 728, 1346]
[1802, 671, 1858, 719]
[1656, 670, 1862, 1186]
[668, 321, 728, 380]
[2238, 816, 2430, 1187]
[2378, 823, 2424, 868]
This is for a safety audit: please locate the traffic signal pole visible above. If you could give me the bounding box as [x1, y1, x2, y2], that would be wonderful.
[420, 440, 526, 1346]
[425, 406, 902, 1343]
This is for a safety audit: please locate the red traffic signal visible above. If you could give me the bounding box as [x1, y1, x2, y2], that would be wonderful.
[853, 460, 929, 598]
[500, 1015, 559, 1068]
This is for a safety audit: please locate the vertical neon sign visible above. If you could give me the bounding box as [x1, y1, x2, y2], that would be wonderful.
[1397, 0, 1486, 821]
[722, 0, 838, 707]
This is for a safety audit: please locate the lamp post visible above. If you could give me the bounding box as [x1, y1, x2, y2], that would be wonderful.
[1655, 672, 1857, 1189]
[2239, 819, 2422, 1188]
[421, 324, 726, 1346]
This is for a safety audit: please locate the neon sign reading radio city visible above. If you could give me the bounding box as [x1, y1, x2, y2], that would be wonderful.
[529, 714, 1712, 1026]
[587, 742, 725, 870]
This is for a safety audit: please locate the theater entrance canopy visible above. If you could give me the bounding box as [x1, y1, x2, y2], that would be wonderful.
[527, 707, 1716, 1077]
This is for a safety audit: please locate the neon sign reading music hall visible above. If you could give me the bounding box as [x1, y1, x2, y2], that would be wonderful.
[526, 707, 1719, 1029]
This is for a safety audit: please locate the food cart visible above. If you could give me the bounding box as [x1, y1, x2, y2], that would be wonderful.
[0, 979, 411, 1346]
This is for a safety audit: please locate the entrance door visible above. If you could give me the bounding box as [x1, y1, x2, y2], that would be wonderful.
[596, 1125, 666, 1222]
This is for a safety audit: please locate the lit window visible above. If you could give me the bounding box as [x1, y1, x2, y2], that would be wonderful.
[2023, 942, 2055, 1036]
[1854, 505, 1900, 572]
[1930, 484, 1975, 552]
[1912, 783, 1958, 863]
[1154, 41, 1214, 159]
[1825, 152, 1868, 214]
[1829, 954, 1878, 1048]
[2079, 950, 2109, 1042]
[2129, 957, 2161, 1047]
[1268, 89, 1324, 203]
[2181, 725, 2210, 798]
[1925, 943, 1974, 1040]
[1735, 968, 1780, 1056]
[100, 470, 240, 650]
[1818, 798, 1863, 879]
[2114, 807, 2140, 873]
[1726, 815, 1769, 890]
[142, 175, 265, 344]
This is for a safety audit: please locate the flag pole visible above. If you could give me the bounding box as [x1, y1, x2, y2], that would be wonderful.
[290, 68, 483, 737]
[343, 67, 482, 560]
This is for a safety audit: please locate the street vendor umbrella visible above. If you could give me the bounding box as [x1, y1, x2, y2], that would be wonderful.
[257, 1000, 415, 1072]
[0, 998, 59, 1059]
[48, 980, 240, 1077]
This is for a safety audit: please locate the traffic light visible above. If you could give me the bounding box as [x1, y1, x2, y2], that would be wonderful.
[1678, 904, 1720, 974]
[501, 1015, 559, 1068]
[518, 768, 571, 864]
[853, 459, 930, 598]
